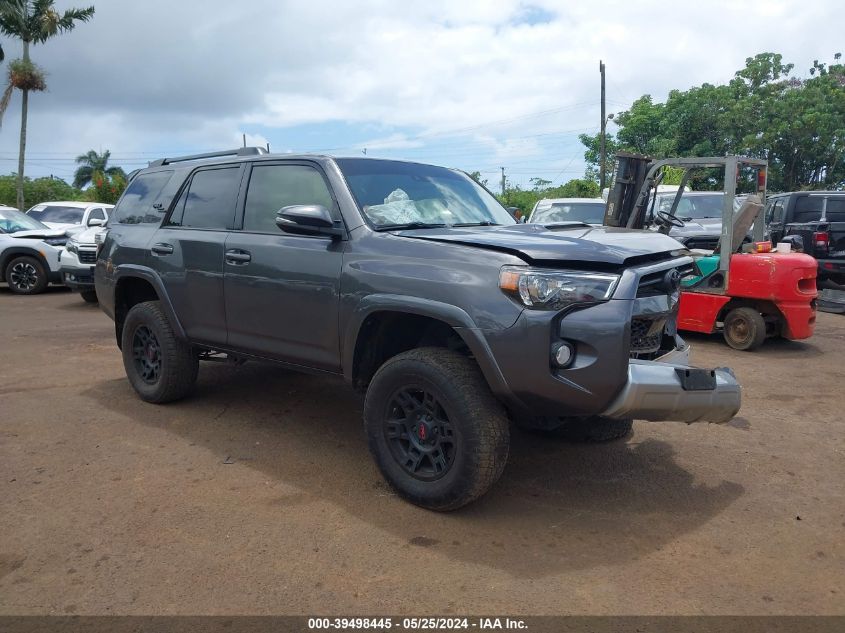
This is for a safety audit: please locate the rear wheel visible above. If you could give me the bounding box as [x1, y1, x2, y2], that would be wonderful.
[5, 256, 48, 295]
[723, 306, 766, 351]
[80, 289, 98, 303]
[121, 300, 198, 403]
[364, 347, 509, 511]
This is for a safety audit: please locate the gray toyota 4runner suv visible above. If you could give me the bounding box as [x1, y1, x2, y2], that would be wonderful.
[96, 148, 741, 510]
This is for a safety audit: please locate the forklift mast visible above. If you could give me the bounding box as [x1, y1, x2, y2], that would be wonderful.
[603, 152, 655, 230]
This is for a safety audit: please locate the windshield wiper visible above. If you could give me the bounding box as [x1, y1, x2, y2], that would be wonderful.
[453, 221, 501, 227]
[375, 221, 447, 231]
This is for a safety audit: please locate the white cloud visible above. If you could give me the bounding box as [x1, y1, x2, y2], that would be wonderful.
[0, 0, 838, 186]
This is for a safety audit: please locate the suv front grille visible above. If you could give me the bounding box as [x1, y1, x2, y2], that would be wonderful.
[630, 316, 666, 354]
[78, 249, 97, 264]
[636, 263, 694, 297]
[629, 261, 691, 358]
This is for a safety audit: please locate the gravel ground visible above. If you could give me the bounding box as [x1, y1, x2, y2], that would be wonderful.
[1, 287, 842, 615]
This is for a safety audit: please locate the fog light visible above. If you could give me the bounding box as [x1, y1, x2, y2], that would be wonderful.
[553, 342, 574, 368]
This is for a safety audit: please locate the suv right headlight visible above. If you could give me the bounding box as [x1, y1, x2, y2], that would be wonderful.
[499, 266, 620, 310]
[66, 240, 78, 254]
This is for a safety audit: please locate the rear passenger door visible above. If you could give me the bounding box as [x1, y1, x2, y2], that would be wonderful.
[223, 161, 344, 370]
[152, 165, 244, 346]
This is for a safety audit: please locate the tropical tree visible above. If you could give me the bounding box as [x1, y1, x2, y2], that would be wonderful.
[73, 149, 125, 188]
[0, 1, 95, 210]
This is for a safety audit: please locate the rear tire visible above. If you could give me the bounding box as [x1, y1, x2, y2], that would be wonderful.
[80, 289, 98, 303]
[121, 300, 198, 403]
[364, 347, 510, 511]
[5, 256, 48, 295]
[723, 306, 766, 351]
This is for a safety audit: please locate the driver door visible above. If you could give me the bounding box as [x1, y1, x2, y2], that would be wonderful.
[223, 161, 344, 371]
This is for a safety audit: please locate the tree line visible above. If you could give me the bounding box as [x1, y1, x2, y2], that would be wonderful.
[0, 148, 126, 208]
[579, 52, 845, 192]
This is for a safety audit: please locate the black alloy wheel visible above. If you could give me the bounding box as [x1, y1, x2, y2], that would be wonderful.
[384, 386, 457, 481]
[132, 325, 162, 384]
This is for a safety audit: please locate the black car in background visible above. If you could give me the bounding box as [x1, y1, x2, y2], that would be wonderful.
[765, 191, 845, 284]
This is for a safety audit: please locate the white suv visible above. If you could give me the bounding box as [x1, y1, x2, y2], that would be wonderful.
[26, 201, 113, 231]
[59, 224, 105, 302]
[0, 206, 68, 294]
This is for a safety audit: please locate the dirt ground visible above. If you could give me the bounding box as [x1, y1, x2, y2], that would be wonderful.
[1, 287, 842, 616]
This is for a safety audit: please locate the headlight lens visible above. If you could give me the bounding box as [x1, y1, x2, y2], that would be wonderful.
[44, 236, 68, 247]
[499, 266, 620, 310]
[66, 240, 78, 254]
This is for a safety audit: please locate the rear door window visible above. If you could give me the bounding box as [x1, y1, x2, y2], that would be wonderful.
[113, 171, 175, 224]
[168, 167, 241, 230]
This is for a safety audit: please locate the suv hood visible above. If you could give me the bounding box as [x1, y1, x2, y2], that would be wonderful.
[11, 228, 68, 239]
[669, 218, 722, 239]
[395, 223, 685, 266]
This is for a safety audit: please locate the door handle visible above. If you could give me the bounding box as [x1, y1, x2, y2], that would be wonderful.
[225, 249, 251, 264]
[151, 243, 174, 255]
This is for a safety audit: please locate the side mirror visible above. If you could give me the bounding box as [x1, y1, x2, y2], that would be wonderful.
[275, 205, 343, 239]
[88, 218, 105, 227]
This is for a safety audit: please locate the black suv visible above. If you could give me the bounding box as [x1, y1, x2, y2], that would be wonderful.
[96, 148, 741, 510]
[765, 191, 845, 284]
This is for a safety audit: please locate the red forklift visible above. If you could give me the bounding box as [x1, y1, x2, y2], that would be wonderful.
[604, 154, 817, 350]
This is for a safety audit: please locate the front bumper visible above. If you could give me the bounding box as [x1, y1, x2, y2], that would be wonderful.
[59, 249, 96, 289]
[600, 348, 741, 423]
[481, 257, 741, 424]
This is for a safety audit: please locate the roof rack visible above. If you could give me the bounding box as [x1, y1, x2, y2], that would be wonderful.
[149, 146, 268, 167]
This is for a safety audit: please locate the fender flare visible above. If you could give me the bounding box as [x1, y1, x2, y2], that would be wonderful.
[113, 264, 187, 340]
[342, 294, 511, 398]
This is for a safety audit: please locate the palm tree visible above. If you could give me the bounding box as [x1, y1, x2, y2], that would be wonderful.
[0, 1, 95, 210]
[74, 149, 125, 188]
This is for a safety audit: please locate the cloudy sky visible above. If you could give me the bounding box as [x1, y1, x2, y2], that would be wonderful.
[0, 0, 838, 188]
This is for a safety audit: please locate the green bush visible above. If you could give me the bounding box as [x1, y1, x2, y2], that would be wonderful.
[0, 174, 84, 209]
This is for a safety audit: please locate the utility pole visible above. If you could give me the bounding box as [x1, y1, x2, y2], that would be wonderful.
[599, 60, 607, 191]
[500, 167, 506, 197]
[243, 133, 247, 148]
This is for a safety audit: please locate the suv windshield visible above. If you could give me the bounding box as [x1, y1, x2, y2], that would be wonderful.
[0, 208, 49, 233]
[336, 159, 515, 229]
[654, 193, 724, 220]
[27, 205, 85, 224]
[531, 202, 604, 224]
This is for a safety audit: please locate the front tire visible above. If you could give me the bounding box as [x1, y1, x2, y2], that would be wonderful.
[121, 300, 198, 403]
[80, 289, 98, 303]
[364, 348, 510, 511]
[5, 256, 48, 295]
[723, 306, 766, 351]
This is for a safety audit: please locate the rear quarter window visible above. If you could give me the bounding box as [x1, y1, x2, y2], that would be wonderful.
[792, 196, 824, 223]
[825, 198, 845, 222]
[113, 171, 175, 225]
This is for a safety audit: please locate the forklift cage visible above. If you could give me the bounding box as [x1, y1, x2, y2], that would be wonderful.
[604, 154, 767, 279]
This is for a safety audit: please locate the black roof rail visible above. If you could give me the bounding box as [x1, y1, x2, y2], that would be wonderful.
[149, 146, 267, 167]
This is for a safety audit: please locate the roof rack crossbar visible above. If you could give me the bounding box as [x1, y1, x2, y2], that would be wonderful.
[149, 146, 267, 167]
